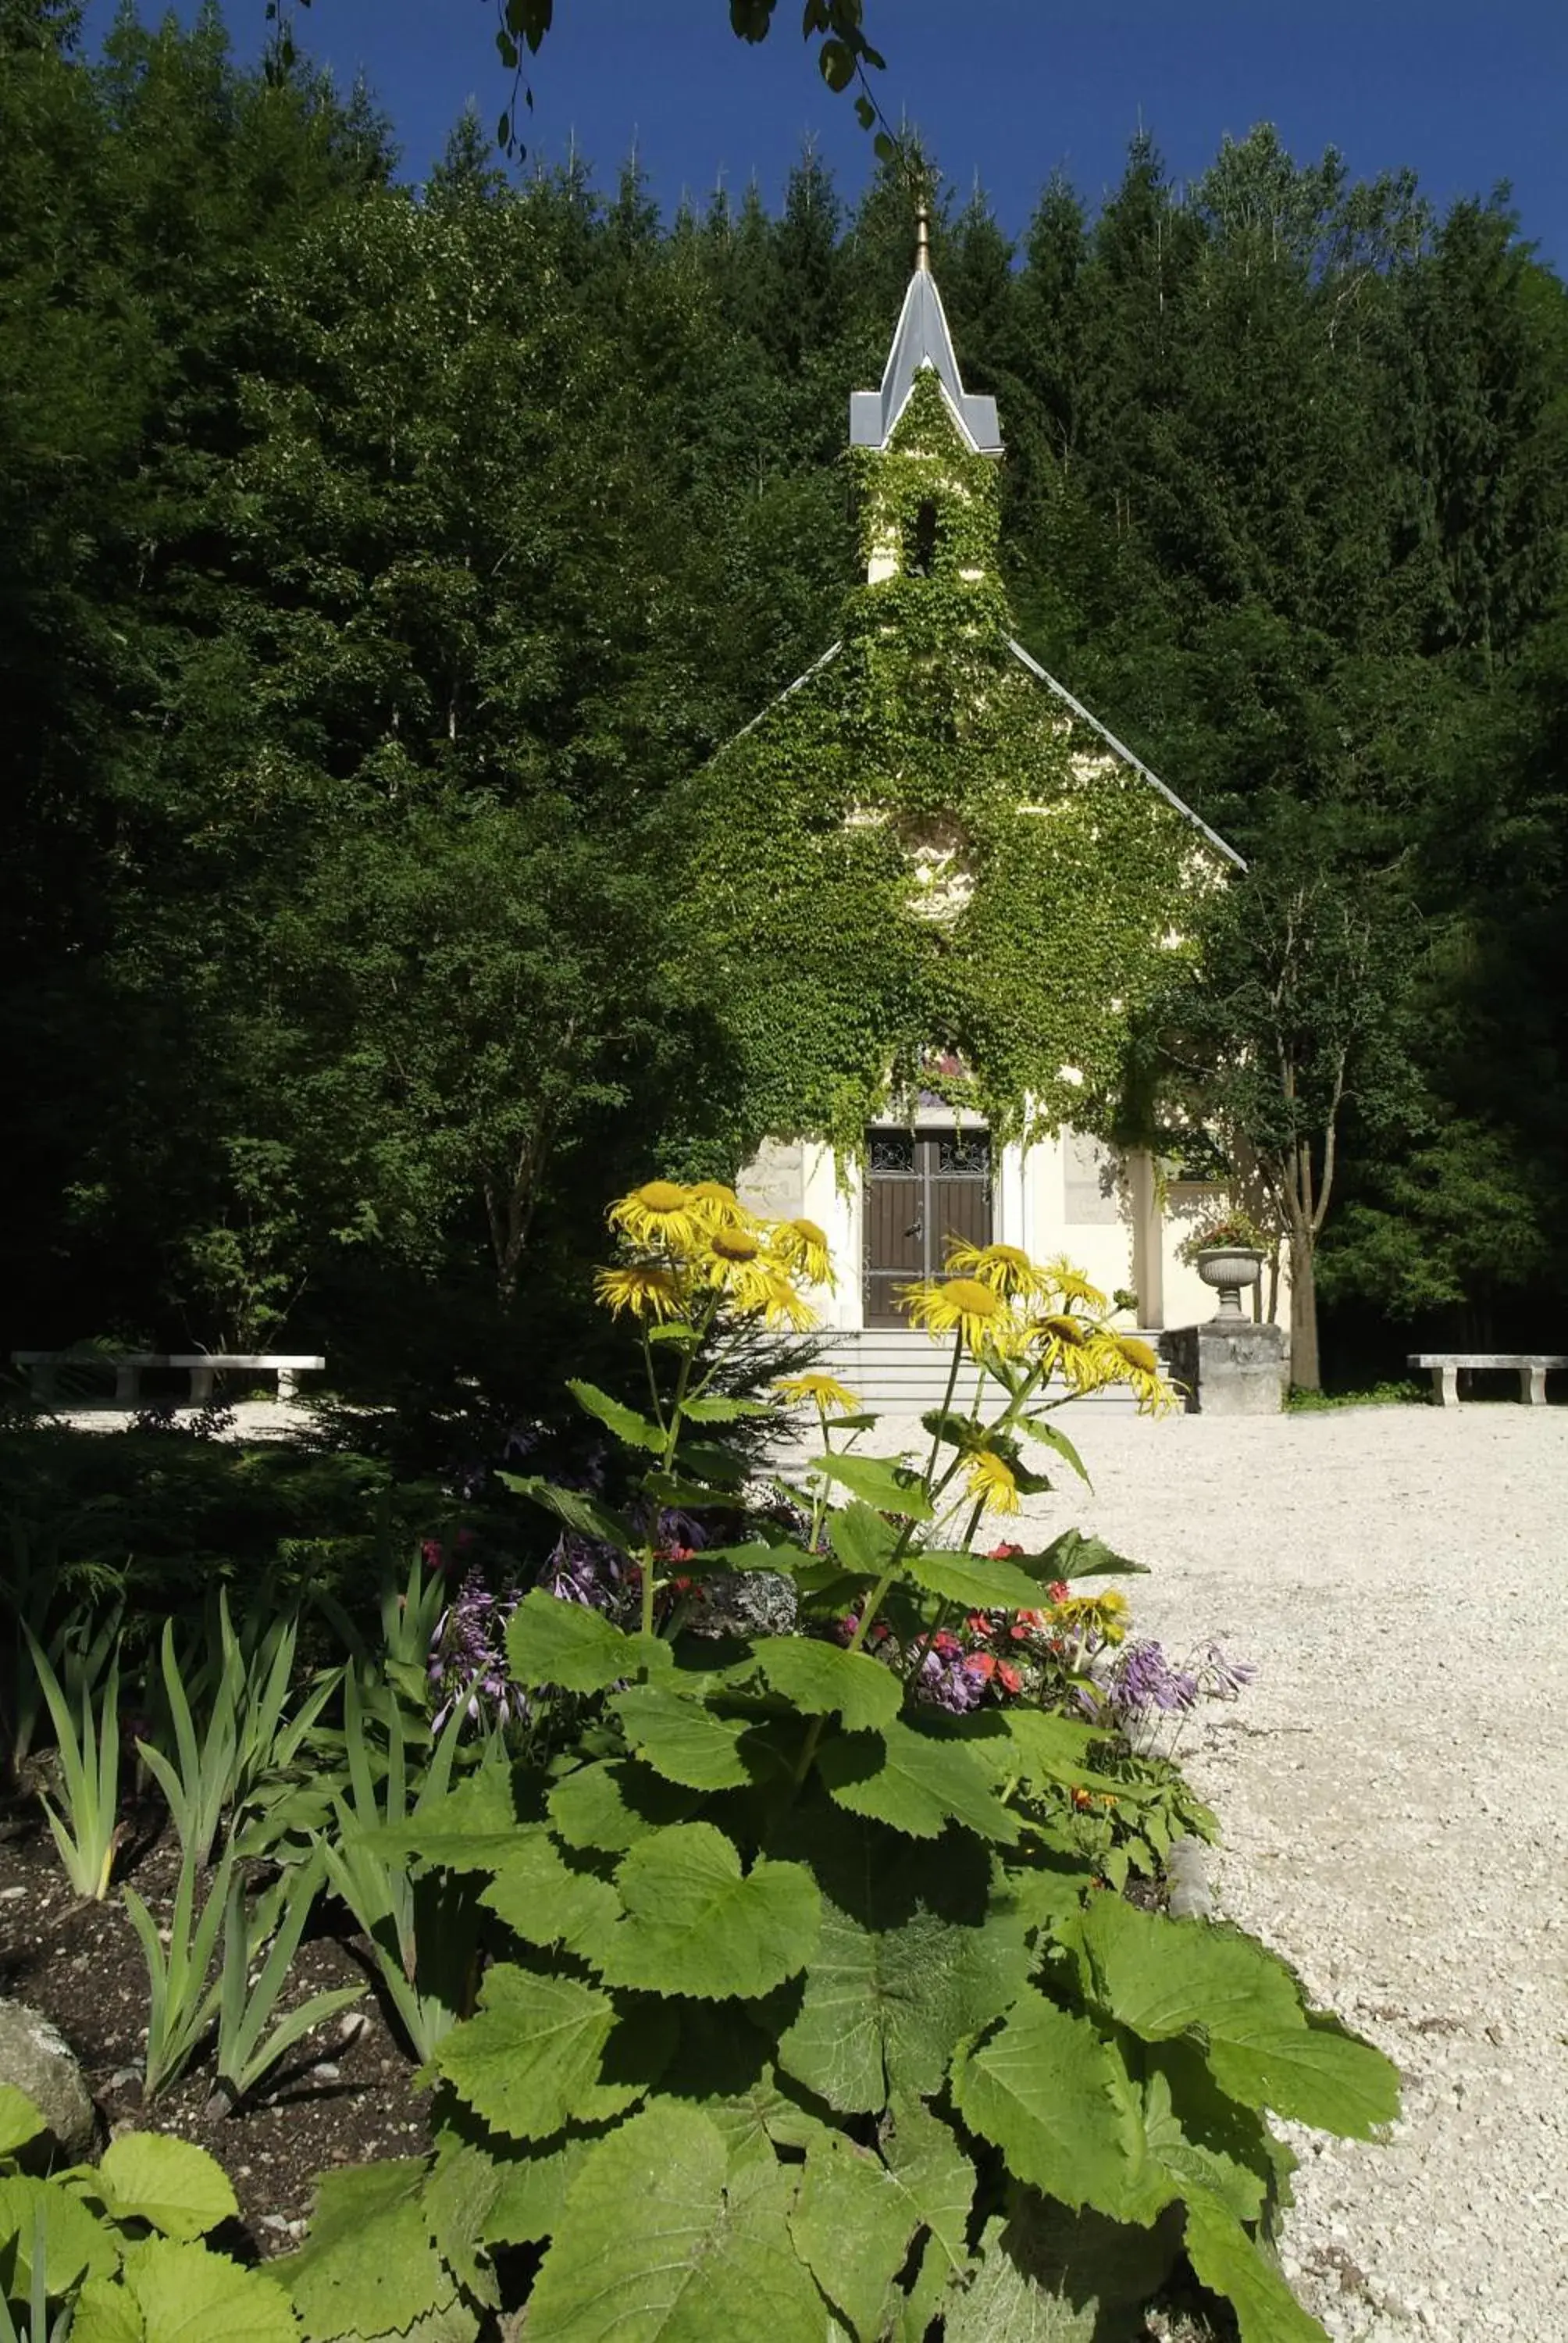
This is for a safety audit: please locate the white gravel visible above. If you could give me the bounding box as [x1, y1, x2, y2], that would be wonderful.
[906, 1400, 1568, 2343]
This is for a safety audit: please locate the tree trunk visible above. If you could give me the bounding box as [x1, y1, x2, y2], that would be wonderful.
[1289, 1230, 1320, 1390]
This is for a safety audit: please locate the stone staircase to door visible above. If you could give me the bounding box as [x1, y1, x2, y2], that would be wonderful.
[818, 1328, 1142, 1413]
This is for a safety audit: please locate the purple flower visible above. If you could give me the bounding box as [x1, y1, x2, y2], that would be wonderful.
[914, 1644, 985, 1714]
[428, 1572, 526, 1732]
[1105, 1640, 1201, 1723]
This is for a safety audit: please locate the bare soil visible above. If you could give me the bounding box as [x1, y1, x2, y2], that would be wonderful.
[0, 1806, 433, 2255]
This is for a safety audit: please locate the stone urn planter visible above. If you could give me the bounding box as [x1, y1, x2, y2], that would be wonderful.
[1195, 1246, 1264, 1322]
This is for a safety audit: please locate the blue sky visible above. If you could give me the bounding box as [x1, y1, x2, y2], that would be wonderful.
[103, 1, 1568, 265]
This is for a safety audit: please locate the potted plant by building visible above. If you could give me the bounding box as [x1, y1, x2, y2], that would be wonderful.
[1181, 1208, 1268, 1321]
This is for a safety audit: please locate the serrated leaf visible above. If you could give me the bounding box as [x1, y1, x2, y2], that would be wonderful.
[1206, 2018, 1400, 2138]
[679, 1394, 775, 1422]
[1018, 1424, 1092, 1486]
[501, 1475, 636, 1555]
[481, 2136, 593, 2246]
[611, 1683, 754, 1789]
[363, 1763, 540, 1870]
[588, 1823, 819, 2000]
[274, 2159, 449, 2340]
[0, 2084, 44, 2156]
[743, 1637, 901, 1731]
[950, 1991, 1165, 2222]
[1073, 1898, 1398, 2135]
[119, 2237, 299, 2343]
[1183, 2197, 1329, 2341]
[942, 2214, 1097, 2343]
[811, 1454, 932, 1520]
[1036, 1526, 1146, 1579]
[508, 1591, 669, 1695]
[566, 1378, 665, 1451]
[481, 1834, 622, 1956]
[1073, 1895, 1304, 2042]
[1142, 2064, 1267, 2225]
[422, 2139, 501, 2307]
[548, 1759, 699, 1851]
[775, 1813, 1029, 2113]
[528, 2102, 825, 2343]
[903, 1550, 1047, 1611]
[97, 2132, 238, 2240]
[433, 1965, 653, 2140]
[789, 2133, 920, 2341]
[0, 2174, 118, 2296]
[817, 1720, 1021, 1843]
[881, 2097, 976, 2278]
[829, 1500, 901, 1575]
[69, 2278, 145, 2343]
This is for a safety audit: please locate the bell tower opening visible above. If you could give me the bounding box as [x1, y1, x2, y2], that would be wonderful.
[905, 497, 939, 577]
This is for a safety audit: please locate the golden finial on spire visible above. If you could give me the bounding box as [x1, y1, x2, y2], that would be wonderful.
[914, 194, 931, 274]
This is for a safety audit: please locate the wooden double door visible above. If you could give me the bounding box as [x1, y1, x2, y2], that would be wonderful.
[864, 1127, 993, 1326]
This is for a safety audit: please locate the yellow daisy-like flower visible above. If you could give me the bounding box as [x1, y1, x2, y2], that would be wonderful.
[687, 1179, 746, 1228]
[1039, 1258, 1109, 1313]
[748, 1270, 818, 1332]
[1031, 1311, 1108, 1393]
[708, 1226, 761, 1265]
[771, 1217, 834, 1287]
[900, 1275, 1011, 1355]
[594, 1264, 683, 1321]
[773, 1371, 863, 1416]
[943, 1239, 1042, 1299]
[965, 1446, 1021, 1515]
[1055, 1588, 1131, 1645]
[1097, 1330, 1175, 1415]
[608, 1180, 705, 1254]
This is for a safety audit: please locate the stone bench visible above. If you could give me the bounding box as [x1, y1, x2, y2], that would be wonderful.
[1408, 1353, 1568, 1407]
[12, 1352, 325, 1407]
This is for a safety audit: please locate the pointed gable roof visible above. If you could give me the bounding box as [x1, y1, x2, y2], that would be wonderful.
[849, 255, 1003, 457]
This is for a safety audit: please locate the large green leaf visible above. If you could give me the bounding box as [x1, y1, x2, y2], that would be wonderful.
[1141, 2064, 1268, 2227]
[1034, 1527, 1148, 1579]
[1073, 1896, 1304, 2042]
[811, 1454, 932, 1521]
[1183, 2198, 1330, 2342]
[480, 2138, 594, 2247]
[941, 2215, 1098, 2343]
[880, 2098, 977, 2283]
[1018, 1422, 1092, 1485]
[566, 1378, 665, 1452]
[527, 2102, 826, 2343]
[0, 2175, 118, 2297]
[65, 2280, 144, 2343]
[501, 1476, 637, 1557]
[679, 1394, 776, 1423]
[817, 1720, 1021, 1843]
[611, 1684, 754, 1791]
[0, 2085, 43, 2157]
[269, 2163, 447, 2343]
[586, 1823, 819, 2001]
[364, 1763, 539, 1869]
[740, 1638, 901, 1731]
[950, 1992, 1165, 2224]
[903, 1550, 1050, 1612]
[829, 1501, 901, 1576]
[1206, 2018, 1401, 2138]
[1073, 1898, 1399, 2137]
[788, 2134, 921, 2341]
[433, 1965, 654, 2141]
[548, 1759, 700, 1851]
[507, 1592, 670, 1695]
[421, 2141, 501, 2309]
[97, 2133, 238, 2240]
[480, 1834, 622, 1957]
[109, 2240, 298, 2343]
[775, 1813, 1030, 2113]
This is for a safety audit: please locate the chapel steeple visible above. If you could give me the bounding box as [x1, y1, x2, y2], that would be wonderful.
[848, 199, 1003, 458]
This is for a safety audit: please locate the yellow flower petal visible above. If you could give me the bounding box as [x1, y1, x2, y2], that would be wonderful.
[773, 1371, 863, 1415]
[965, 1447, 1021, 1515]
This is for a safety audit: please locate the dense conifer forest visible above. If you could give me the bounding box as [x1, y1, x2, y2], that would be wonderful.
[7, 0, 1568, 1427]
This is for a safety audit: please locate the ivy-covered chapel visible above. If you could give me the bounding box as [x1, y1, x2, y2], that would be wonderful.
[690, 212, 1242, 1397]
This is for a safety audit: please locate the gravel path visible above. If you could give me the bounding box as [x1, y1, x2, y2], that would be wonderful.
[869, 1401, 1568, 2342]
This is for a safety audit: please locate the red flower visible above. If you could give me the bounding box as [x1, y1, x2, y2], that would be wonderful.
[964, 1652, 997, 1680]
[988, 1542, 1024, 1560]
[965, 1611, 992, 1639]
[1047, 1580, 1071, 1604]
[1008, 1621, 1030, 1642]
[932, 1631, 962, 1657]
[421, 1539, 446, 1572]
[996, 1661, 1022, 1696]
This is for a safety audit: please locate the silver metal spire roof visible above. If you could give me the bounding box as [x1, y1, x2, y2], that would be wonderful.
[849, 206, 1003, 456]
